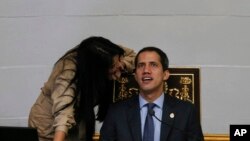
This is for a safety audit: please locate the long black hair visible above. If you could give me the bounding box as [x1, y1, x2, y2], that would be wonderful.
[65, 36, 124, 140]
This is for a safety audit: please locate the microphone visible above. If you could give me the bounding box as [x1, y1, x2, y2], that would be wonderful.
[148, 108, 155, 117]
[148, 109, 203, 141]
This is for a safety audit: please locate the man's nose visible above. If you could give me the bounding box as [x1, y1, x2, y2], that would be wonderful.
[143, 65, 151, 73]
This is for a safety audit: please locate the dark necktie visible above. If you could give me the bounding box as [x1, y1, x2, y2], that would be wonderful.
[143, 103, 155, 141]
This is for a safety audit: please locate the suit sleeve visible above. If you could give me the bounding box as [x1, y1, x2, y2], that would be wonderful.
[186, 104, 204, 141]
[100, 105, 117, 141]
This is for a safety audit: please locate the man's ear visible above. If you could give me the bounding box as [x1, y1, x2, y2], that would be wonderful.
[134, 71, 138, 82]
[163, 70, 170, 81]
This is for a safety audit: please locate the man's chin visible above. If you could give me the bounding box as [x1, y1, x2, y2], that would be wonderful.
[140, 86, 154, 93]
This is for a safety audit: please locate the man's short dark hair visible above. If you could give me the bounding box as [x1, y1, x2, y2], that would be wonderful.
[135, 46, 169, 71]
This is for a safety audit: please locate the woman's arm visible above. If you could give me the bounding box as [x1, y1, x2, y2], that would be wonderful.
[50, 57, 77, 139]
[120, 46, 136, 72]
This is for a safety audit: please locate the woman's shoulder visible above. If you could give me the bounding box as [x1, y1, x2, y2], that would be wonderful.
[55, 52, 77, 70]
[45, 52, 77, 82]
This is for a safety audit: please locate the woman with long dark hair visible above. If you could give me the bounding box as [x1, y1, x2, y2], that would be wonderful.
[28, 36, 136, 141]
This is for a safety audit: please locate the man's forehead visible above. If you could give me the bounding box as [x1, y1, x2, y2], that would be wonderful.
[138, 51, 161, 62]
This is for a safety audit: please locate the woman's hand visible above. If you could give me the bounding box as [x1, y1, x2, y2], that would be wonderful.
[53, 131, 66, 141]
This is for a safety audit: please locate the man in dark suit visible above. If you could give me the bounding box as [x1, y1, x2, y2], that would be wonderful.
[100, 47, 204, 141]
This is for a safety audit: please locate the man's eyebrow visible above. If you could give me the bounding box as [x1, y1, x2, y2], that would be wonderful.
[149, 61, 158, 64]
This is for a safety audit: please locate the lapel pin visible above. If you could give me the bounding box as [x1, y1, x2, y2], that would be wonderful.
[170, 113, 175, 118]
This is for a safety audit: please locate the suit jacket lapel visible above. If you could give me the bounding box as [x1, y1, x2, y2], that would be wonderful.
[160, 94, 176, 141]
[127, 96, 142, 141]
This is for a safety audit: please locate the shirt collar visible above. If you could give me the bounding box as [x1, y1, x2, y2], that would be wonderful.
[139, 93, 164, 109]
